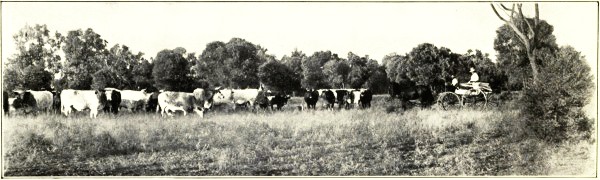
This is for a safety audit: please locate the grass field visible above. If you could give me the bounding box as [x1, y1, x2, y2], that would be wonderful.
[2, 95, 596, 176]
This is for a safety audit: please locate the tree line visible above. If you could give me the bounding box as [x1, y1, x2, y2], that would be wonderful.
[2, 24, 517, 96]
[2, 16, 591, 99]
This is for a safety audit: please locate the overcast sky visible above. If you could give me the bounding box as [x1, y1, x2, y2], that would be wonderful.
[2, 2, 597, 76]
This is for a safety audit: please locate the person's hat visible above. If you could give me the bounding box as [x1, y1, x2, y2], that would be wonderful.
[469, 67, 475, 72]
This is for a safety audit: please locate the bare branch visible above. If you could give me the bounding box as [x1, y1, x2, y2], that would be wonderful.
[507, 22, 531, 49]
[500, 4, 511, 11]
[511, 4, 515, 19]
[491, 4, 507, 22]
[518, 4, 535, 40]
[534, 3, 539, 26]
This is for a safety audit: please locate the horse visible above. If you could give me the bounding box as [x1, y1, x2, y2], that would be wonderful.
[389, 80, 435, 110]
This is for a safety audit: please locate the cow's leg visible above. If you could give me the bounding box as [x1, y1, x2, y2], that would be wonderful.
[249, 101, 256, 112]
[160, 105, 167, 117]
[90, 109, 97, 118]
[61, 104, 68, 116]
[193, 108, 203, 118]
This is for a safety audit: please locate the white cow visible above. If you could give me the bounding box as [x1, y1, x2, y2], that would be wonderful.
[157, 91, 203, 117]
[120, 89, 153, 111]
[211, 88, 260, 110]
[60, 89, 107, 118]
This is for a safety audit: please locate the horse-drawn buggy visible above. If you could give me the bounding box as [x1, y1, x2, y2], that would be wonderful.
[436, 82, 493, 110]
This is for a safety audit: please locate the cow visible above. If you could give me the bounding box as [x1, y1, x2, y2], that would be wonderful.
[359, 89, 373, 108]
[335, 90, 350, 109]
[192, 88, 214, 110]
[255, 90, 291, 111]
[157, 91, 204, 117]
[103, 88, 122, 114]
[304, 89, 319, 110]
[270, 93, 291, 110]
[118, 89, 153, 112]
[3, 91, 8, 115]
[322, 90, 336, 110]
[255, 90, 271, 110]
[147, 91, 160, 112]
[51, 91, 62, 114]
[60, 89, 108, 118]
[389, 80, 434, 109]
[232, 89, 260, 110]
[211, 88, 260, 111]
[12, 90, 54, 115]
[7, 98, 16, 114]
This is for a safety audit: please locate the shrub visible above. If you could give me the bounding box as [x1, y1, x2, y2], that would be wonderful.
[520, 46, 594, 143]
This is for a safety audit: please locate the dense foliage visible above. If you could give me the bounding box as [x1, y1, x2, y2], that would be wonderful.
[152, 49, 190, 91]
[493, 20, 559, 90]
[3, 24, 61, 91]
[520, 46, 594, 142]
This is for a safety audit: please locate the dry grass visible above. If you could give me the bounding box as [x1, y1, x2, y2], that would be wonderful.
[1, 96, 596, 176]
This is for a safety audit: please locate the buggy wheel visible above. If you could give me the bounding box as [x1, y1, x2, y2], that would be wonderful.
[463, 91, 487, 110]
[437, 92, 461, 110]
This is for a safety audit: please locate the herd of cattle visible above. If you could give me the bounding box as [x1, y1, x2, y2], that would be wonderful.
[1, 87, 374, 118]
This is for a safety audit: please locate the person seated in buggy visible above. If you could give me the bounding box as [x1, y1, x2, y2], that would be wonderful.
[450, 67, 491, 95]
[458, 67, 480, 89]
[447, 74, 459, 92]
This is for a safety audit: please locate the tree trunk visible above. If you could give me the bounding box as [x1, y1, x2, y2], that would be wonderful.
[527, 49, 539, 81]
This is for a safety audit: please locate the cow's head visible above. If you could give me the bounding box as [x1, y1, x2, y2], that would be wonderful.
[213, 90, 226, 100]
[12, 90, 25, 99]
[282, 94, 291, 105]
[12, 90, 35, 110]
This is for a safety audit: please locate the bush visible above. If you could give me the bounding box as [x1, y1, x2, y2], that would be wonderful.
[520, 46, 594, 143]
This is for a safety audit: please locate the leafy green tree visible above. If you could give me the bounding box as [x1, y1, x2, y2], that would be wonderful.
[301, 51, 332, 89]
[62, 28, 108, 89]
[225, 38, 265, 88]
[22, 66, 53, 91]
[395, 43, 442, 87]
[492, 3, 558, 82]
[91, 68, 120, 90]
[3, 24, 62, 91]
[346, 52, 372, 89]
[493, 20, 558, 90]
[196, 41, 230, 87]
[521, 46, 594, 142]
[131, 58, 154, 90]
[281, 49, 306, 92]
[383, 53, 408, 83]
[281, 49, 305, 79]
[195, 38, 267, 89]
[152, 49, 189, 91]
[322, 59, 351, 88]
[104, 44, 144, 89]
[365, 66, 388, 94]
[258, 60, 300, 92]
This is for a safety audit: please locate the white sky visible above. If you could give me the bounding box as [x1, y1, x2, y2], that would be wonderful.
[2, 2, 597, 72]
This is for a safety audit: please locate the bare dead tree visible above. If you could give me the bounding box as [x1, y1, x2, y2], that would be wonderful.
[491, 3, 540, 81]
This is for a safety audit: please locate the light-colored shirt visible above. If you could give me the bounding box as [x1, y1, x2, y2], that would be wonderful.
[470, 72, 479, 82]
[451, 78, 459, 86]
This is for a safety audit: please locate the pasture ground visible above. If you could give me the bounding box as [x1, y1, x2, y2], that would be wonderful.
[2, 95, 596, 176]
